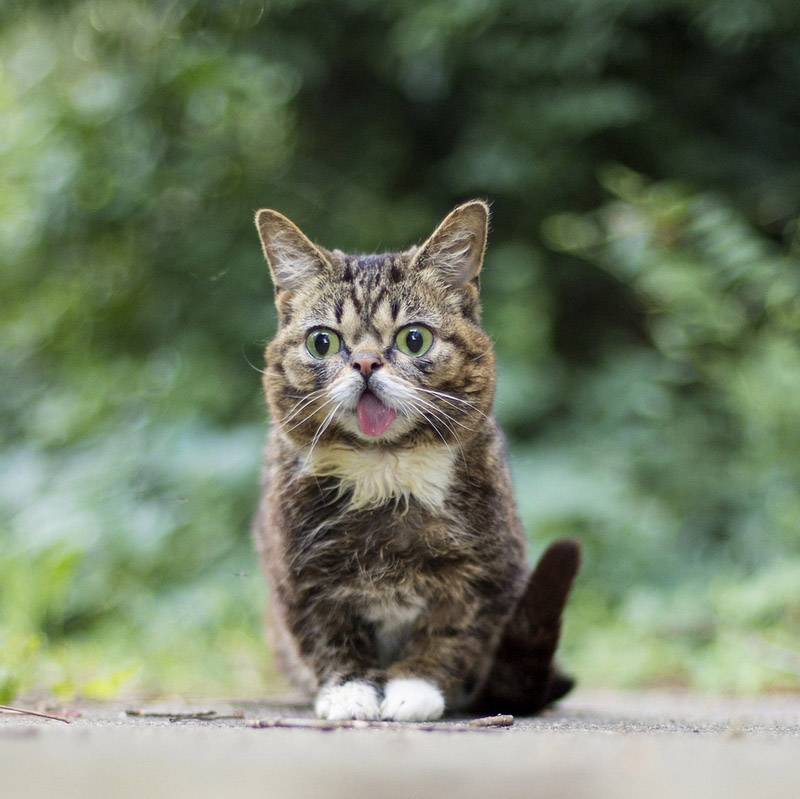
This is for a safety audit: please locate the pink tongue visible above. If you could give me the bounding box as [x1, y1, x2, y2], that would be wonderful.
[357, 392, 397, 437]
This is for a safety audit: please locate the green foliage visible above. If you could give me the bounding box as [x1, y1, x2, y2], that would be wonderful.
[527, 170, 800, 688]
[1, 0, 798, 698]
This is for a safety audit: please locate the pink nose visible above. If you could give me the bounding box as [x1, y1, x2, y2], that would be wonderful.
[351, 353, 382, 377]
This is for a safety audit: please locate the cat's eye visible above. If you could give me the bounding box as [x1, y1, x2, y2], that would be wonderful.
[306, 328, 342, 359]
[395, 325, 434, 357]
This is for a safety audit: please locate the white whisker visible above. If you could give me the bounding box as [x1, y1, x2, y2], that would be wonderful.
[306, 400, 343, 465]
[410, 392, 476, 434]
[397, 392, 470, 470]
[415, 387, 489, 421]
[281, 389, 329, 426]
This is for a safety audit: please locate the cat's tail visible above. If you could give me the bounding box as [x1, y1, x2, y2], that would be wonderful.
[471, 537, 582, 716]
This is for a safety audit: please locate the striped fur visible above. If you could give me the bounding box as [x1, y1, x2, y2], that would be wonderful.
[252, 201, 578, 720]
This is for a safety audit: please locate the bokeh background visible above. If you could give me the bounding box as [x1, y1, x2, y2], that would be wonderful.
[2, 0, 799, 702]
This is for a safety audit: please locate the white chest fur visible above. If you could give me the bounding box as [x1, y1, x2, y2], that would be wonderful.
[305, 444, 455, 511]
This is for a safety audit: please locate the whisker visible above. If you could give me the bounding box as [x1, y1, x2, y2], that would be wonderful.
[282, 389, 329, 425]
[415, 387, 489, 421]
[416, 387, 477, 406]
[410, 393, 476, 433]
[393, 395, 454, 455]
[306, 401, 343, 464]
[283, 395, 338, 434]
[242, 345, 268, 375]
[409, 391, 475, 470]
[397, 393, 471, 469]
[471, 341, 496, 362]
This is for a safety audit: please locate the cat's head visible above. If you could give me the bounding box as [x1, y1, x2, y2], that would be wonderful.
[255, 201, 496, 450]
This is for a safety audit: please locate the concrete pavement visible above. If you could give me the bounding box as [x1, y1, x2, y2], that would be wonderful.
[2, 691, 798, 798]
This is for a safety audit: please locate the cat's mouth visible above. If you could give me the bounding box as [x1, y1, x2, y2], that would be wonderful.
[356, 390, 397, 438]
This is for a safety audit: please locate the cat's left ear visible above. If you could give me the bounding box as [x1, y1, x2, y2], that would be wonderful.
[255, 209, 331, 291]
[412, 200, 489, 287]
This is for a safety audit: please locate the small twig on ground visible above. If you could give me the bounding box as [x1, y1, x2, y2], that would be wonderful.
[468, 714, 515, 728]
[124, 709, 245, 722]
[249, 714, 514, 732]
[0, 705, 71, 724]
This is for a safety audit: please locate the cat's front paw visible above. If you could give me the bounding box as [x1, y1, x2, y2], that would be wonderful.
[380, 678, 445, 722]
[314, 680, 381, 720]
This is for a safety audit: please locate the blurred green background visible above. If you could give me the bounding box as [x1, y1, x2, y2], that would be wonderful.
[2, 0, 799, 702]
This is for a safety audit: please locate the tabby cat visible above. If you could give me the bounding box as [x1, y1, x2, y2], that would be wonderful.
[252, 201, 580, 721]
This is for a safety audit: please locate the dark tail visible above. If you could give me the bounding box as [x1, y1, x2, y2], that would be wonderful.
[470, 537, 582, 716]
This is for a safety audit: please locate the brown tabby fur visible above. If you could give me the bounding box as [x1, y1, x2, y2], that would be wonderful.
[252, 201, 579, 720]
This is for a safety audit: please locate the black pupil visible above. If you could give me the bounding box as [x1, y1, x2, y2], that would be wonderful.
[315, 332, 330, 356]
[406, 329, 423, 353]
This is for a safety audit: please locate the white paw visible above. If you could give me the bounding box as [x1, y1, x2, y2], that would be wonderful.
[380, 678, 445, 721]
[314, 680, 381, 720]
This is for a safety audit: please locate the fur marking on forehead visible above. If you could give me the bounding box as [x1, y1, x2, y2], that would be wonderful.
[338, 253, 405, 289]
[295, 258, 444, 338]
[344, 253, 393, 270]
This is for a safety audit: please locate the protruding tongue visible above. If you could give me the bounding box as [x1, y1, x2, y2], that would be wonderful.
[357, 392, 397, 437]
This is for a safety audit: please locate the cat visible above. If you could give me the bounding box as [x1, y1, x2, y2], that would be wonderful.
[252, 200, 580, 721]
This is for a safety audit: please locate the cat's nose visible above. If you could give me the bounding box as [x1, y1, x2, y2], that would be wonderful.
[351, 353, 382, 378]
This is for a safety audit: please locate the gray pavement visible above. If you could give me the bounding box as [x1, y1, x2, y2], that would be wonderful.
[2, 690, 799, 798]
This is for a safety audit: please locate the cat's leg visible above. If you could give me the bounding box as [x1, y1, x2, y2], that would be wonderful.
[378, 609, 510, 721]
[265, 600, 317, 696]
[282, 599, 385, 720]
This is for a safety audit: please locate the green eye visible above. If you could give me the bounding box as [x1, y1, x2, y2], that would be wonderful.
[395, 325, 434, 357]
[306, 328, 342, 359]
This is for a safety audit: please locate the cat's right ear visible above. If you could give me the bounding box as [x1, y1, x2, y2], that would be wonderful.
[412, 200, 489, 288]
[255, 209, 330, 291]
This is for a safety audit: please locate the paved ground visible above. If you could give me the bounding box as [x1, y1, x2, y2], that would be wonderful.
[2, 690, 799, 798]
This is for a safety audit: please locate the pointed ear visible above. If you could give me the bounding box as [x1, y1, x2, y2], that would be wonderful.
[255, 209, 330, 291]
[412, 200, 489, 287]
